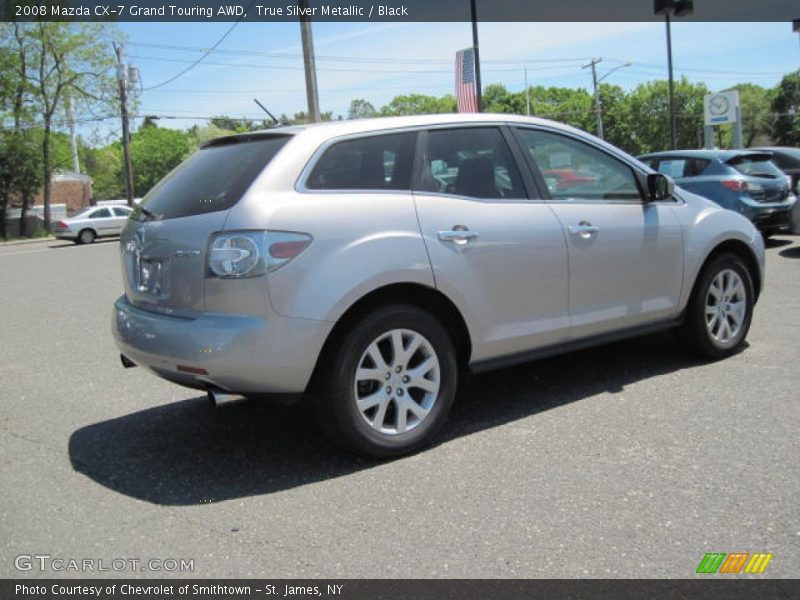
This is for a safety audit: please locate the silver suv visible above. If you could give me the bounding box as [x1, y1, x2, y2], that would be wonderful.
[113, 114, 764, 457]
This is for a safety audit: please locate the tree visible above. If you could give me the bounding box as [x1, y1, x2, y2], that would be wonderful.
[770, 72, 800, 147]
[0, 130, 42, 240]
[24, 23, 117, 231]
[129, 126, 189, 197]
[483, 84, 526, 115]
[82, 143, 123, 200]
[347, 98, 377, 120]
[623, 78, 708, 154]
[380, 94, 456, 116]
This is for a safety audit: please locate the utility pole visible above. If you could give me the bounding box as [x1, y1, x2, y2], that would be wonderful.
[524, 67, 530, 116]
[470, 0, 482, 112]
[114, 43, 134, 206]
[64, 92, 80, 174]
[298, 0, 320, 123]
[583, 58, 603, 139]
[654, 0, 694, 150]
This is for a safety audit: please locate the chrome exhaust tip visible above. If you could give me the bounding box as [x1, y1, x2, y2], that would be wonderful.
[207, 389, 247, 408]
[120, 354, 137, 369]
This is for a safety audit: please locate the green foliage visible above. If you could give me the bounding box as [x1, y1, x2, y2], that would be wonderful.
[348, 98, 377, 120]
[82, 143, 123, 200]
[0, 129, 42, 239]
[129, 126, 189, 197]
[622, 78, 709, 154]
[379, 94, 456, 116]
[770, 72, 800, 147]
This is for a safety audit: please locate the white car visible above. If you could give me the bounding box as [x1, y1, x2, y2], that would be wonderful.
[54, 205, 134, 244]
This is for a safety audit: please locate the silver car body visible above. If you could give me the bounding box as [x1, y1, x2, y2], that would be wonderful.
[55, 205, 133, 242]
[112, 114, 765, 396]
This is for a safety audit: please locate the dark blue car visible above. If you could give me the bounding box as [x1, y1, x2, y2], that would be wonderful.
[638, 150, 796, 237]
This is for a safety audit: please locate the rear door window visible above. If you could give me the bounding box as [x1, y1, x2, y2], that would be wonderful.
[655, 158, 708, 178]
[136, 135, 291, 220]
[415, 127, 525, 199]
[90, 208, 112, 219]
[306, 132, 416, 191]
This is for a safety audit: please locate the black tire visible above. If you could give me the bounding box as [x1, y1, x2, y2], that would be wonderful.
[313, 305, 458, 458]
[78, 229, 96, 245]
[678, 252, 754, 360]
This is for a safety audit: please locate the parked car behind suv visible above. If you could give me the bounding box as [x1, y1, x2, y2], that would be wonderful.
[113, 115, 764, 457]
[54, 205, 134, 244]
[637, 149, 795, 237]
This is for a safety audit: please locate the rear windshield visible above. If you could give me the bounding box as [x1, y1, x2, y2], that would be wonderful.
[135, 135, 291, 220]
[727, 155, 785, 179]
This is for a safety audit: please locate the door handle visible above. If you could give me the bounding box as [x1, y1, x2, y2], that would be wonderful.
[438, 228, 479, 245]
[567, 222, 599, 238]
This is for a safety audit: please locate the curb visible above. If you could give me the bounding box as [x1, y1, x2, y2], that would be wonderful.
[0, 237, 56, 247]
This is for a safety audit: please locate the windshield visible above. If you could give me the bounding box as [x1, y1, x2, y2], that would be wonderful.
[727, 155, 785, 179]
[135, 135, 291, 220]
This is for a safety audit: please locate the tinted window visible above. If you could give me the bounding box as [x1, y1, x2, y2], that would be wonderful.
[728, 155, 786, 179]
[137, 135, 291, 220]
[113, 207, 132, 217]
[516, 128, 641, 201]
[655, 157, 710, 178]
[90, 208, 112, 218]
[306, 132, 416, 191]
[416, 128, 525, 199]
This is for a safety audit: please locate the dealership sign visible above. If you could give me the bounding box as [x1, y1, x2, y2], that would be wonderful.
[704, 91, 740, 126]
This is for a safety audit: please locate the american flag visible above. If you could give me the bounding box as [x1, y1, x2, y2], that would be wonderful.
[456, 47, 478, 113]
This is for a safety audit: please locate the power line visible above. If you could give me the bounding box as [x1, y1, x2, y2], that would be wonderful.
[129, 41, 592, 66]
[142, 0, 257, 90]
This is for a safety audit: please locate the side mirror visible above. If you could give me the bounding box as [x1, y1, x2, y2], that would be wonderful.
[646, 173, 673, 201]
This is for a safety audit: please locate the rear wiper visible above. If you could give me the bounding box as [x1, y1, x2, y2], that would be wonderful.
[138, 206, 160, 221]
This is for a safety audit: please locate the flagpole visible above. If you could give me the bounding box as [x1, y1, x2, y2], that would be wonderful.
[470, 0, 482, 112]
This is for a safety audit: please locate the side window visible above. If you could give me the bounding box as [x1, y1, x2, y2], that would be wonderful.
[657, 158, 688, 178]
[515, 128, 642, 201]
[306, 132, 416, 191]
[90, 208, 112, 218]
[113, 207, 132, 217]
[416, 127, 525, 199]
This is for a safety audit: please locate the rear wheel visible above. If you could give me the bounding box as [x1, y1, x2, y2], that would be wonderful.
[314, 305, 458, 458]
[78, 228, 96, 245]
[679, 253, 754, 359]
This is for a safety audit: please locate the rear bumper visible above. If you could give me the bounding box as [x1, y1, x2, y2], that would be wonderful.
[740, 195, 796, 234]
[112, 295, 333, 394]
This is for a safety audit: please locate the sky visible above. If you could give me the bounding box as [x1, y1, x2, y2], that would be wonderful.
[100, 20, 800, 136]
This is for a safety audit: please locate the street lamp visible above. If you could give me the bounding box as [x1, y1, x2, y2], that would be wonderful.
[654, 0, 693, 150]
[583, 59, 632, 140]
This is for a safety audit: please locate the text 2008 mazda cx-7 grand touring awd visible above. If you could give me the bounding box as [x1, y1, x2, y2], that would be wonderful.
[113, 114, 764, 457]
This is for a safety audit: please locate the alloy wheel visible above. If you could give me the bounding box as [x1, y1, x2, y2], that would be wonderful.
[705, 268, 747, 345]
[353, 328, 440, 435]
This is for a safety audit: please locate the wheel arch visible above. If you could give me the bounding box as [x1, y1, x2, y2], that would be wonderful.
[307, 282, 473, 391]
[696, 239, 762, 303]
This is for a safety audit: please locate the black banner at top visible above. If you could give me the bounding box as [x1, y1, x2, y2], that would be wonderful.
[4, 0, 800, 22]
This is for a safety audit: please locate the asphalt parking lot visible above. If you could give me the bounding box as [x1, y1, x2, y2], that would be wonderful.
[0, 235, 798, 579]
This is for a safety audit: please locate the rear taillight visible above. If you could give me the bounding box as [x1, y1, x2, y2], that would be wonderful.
[207, 230, 311, 278]
[721, 179, 748, 192]
[56, 221, 69, 230]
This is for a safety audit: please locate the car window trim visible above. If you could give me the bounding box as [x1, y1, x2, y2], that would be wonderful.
[411, 124, 538, 203]
[509, 125, 649, 205]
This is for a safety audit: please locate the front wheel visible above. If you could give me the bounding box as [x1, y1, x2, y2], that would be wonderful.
[313, 305, 458, 458]
[678, 253, 754, 359]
